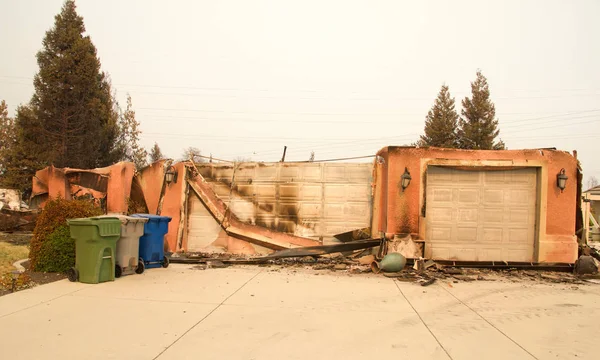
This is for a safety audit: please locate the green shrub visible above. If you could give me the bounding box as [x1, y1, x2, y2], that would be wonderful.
[30, 197, 103, 271]
[36, 226, 74, 272]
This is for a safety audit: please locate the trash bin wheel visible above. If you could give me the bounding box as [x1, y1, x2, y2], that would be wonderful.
[115, 264, 122, 278]
[136, 258, 145, 274]
[67, 267, 78, 282]
[162, 256, 170, 268]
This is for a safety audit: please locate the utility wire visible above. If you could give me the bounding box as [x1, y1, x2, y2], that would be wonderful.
[2, 76, 600, 100]
[143, 115, 598, 145]
[134, 109, 600, 126]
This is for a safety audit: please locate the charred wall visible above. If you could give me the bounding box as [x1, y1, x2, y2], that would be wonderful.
[192, 162, 373, 244]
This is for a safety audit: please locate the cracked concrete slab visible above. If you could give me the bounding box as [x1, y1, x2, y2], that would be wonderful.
[0, 265, 598, 360]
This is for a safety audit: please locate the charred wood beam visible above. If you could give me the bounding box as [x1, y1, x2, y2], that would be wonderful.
[258, 239, 382, 259]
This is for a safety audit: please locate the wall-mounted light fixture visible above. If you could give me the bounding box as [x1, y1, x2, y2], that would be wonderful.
[557, 168, 568, 193]
[400, 167, 412, 192]
[165, 165, 178, 184]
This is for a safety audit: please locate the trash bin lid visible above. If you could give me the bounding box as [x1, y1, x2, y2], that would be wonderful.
[96, 214, 148, 225]
[67, 216, 120, 224]
[67, 216, 123, 237]
[131, 214, 172, 223]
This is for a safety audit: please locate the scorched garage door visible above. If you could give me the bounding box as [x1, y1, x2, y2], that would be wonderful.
[425, 166, 537, 262]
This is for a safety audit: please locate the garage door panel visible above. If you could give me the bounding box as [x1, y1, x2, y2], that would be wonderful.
[483, 209, 504, 223]
[509, 189, 534, 205]
[482, 228, 503, 243]
[457, 171, 479, 183]
[484, 171, 507, 183]
[431, 227, 452, 241]
[187, 194, 222, 252]
[431, 247, 450, 259]
[426, 166, 536, 262]
[431, 208, 453, 222]
[458, 209, 478, 222]
[458, 189, 479, 203]
[508, 228, 529, 243]
[510, 171, 536, 184]
[457, 227, 477, 241]
[507, 249, 530, 261]
[449, 247, 477, 260]
[431, 188, 453, 202]
[483, 189, 504, 204]
[509, 209, 530, 224]
[478, 248, 503, 261]
[428, 170, 453, 184]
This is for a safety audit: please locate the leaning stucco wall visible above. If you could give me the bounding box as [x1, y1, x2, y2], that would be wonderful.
[375, 147, 579, 263]
[136, 161, 166, 214]
[160, 162, 187, 251]
[30, 162, 134, 214]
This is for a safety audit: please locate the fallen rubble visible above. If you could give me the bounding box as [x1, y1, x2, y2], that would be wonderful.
[169, 252, 593, 285]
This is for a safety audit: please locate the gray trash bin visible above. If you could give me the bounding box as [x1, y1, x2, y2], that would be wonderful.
[99, 215, 148, 277]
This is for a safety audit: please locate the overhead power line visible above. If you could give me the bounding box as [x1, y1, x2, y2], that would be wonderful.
[137, 106, 600, 117]
[135, 109, 600, 127]
[142, 114, 598, 143]
[2, 76, 600, 100]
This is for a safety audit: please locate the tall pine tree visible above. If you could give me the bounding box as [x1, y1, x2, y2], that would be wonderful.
[0, 100, 16, 175]
[418, 85, 459, 148]
[148, 142, 163, 163]
[457, 70, 505, 150]
[0, 100, 17, 179]
[17, 0, 122, 169]
[120, 94, 147, 170]
[1, 104, 46, 194]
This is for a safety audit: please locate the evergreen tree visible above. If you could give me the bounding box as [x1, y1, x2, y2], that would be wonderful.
[18, 0, 121, 169]
[0, 100, 16, 174]
[418, 85, 459, 148]
[120, 94, 147, 170]
[148, 143, 163, 163]
[457, 70, 505, 150]
[2, 105, 46, 194]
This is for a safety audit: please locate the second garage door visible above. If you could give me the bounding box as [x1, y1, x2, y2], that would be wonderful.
[425, 166, 537, 262]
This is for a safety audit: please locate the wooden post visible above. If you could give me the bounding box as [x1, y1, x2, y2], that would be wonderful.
[582, 194, 590, 245]
[280, 146, 287, 162]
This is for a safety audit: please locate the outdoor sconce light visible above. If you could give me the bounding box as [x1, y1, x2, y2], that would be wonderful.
[557, 168, 568, 193]
[400, 167, 412, 192]
[165, 165, 178, 184]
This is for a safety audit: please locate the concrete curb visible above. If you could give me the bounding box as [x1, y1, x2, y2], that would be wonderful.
[12, 258, 28, 273]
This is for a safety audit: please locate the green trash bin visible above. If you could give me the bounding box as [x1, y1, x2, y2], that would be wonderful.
[67, 216, 122, 284]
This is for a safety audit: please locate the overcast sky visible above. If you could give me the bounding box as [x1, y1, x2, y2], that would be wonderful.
[1, 0, 599, 184]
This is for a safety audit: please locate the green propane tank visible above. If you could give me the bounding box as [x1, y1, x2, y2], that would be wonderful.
[371, 252, 407, 273]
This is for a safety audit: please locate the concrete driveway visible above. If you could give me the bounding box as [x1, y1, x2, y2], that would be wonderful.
[0, 265, 598, 360]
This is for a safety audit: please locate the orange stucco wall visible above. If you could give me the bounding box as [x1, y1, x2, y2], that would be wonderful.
[136, 161, 166, 214]
[375, 146, 579, 263]
[32, 166, 69, 201]
[31, 163, 133, 214]
[106, 163, 135, 214]
[159, 162, 187, 252]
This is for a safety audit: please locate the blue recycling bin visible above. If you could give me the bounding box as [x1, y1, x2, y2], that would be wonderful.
[131, 214, 172, 269]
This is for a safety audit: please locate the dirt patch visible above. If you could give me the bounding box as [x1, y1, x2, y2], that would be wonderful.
[0, 260, 66, 297]
[0, 231, 33, 246]
[22, 260, 66, 285]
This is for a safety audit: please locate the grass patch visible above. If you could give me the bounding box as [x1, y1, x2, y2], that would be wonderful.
[0, 242, 29, 274]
